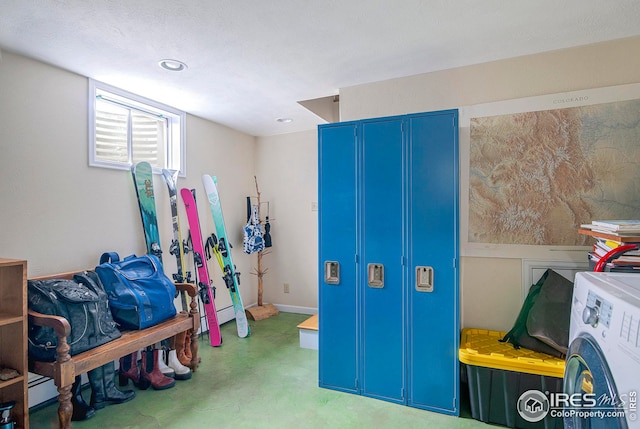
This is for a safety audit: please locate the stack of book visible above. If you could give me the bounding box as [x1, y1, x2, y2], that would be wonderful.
[588, 237, 640, 268]
[581, 220, 640, 271]
[582, 219, 640, 236]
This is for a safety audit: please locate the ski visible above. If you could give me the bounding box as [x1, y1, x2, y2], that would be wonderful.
[202, 174, 250, 338]
[131, 161, 163, 260]
[180, 187, 222, 346]
[161, 169, 191, 312]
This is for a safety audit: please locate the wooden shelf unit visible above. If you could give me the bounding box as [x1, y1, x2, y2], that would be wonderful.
[0, 258, 28, 429]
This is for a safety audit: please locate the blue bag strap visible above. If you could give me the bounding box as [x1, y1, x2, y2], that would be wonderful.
[114, 255, 159, 281]
[99, 252, 120, 265]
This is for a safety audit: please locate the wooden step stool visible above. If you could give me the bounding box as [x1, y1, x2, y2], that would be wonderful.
[297, 314, 318, 350]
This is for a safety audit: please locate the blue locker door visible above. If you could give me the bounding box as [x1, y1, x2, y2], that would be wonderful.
[318, 123, 359, 393]
[406, 110, 459, 414]
[360, 118, 405, 403]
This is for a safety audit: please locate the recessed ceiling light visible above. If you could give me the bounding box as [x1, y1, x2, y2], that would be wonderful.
[159, 59, 188, 72]
[276, 117, 293, 123]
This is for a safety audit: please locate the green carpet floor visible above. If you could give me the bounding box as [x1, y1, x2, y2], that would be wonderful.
[30, 312, 491, 428]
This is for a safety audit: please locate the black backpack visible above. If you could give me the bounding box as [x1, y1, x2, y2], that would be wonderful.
[500, 269, 573, 358]
[28, 271, 121, 362]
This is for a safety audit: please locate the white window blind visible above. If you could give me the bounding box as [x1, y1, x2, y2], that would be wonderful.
[89, 80, 185, 174]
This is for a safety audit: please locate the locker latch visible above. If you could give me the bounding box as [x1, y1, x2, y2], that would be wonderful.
[416, 266, 434, 292]
[367, 263, 384, 288]
[324, 261, 340, 285]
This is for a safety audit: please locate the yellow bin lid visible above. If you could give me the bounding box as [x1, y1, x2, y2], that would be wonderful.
[459, 328, 565, 378]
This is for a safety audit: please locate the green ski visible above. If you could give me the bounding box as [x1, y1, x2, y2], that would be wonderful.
[131, 161, 162, 259]
[202, 174, 250, 338]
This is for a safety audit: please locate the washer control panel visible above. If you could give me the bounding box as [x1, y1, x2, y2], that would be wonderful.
[582, 290, 612, 329]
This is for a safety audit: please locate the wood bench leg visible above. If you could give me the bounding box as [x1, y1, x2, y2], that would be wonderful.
[51, 330, 75, 429]
[57, 382, 73, 429]
[190, 326, 199, 372]
[188, 296, 201, 372]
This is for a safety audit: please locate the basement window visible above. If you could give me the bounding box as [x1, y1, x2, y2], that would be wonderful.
[89, 79, 185, 174]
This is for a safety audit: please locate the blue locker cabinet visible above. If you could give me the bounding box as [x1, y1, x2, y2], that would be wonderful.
[318, 110, 460, 416]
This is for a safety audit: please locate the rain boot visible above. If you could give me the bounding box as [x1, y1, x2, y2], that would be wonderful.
[141, 349, 176, 390]
[164, 334, 188, 379]
[157, 348, 175, 378]
[180, 330, 201, 368]
[89, 362, 136, 409]
[167, 348, 192, 380]
[181, 330, 193, 366]
[70, 375, 95, 421]
[119, 351, 150, 390]
[172, 331, 193, 369]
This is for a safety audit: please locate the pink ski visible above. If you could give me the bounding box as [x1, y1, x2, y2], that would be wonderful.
[180, 188, 222, 347]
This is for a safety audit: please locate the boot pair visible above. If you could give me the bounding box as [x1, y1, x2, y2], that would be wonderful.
[155, 334, 192, 380]
[70, 362, 135, 421]
[119, 349, 176, 390]
[158, 347, 192, 380]
[118, 351, 145, 389]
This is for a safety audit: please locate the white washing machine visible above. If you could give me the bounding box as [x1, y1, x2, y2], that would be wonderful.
[565, 271, 640, 429]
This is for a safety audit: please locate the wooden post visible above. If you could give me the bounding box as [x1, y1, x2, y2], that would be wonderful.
[257, 249, 264, 307]
[255, 176, 264, 307]
[245, 176, 279, 321]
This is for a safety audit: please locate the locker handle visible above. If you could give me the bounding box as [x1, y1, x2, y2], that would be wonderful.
[416, 266, 434, 292]
[324, 261, 340, 285]
[367, 263, 384, 288]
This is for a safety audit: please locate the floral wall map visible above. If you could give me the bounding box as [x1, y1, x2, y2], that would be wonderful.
[468, 98, 640, 246]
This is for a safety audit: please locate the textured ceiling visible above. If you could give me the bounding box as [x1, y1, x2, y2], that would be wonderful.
[1, 1, 639, 136]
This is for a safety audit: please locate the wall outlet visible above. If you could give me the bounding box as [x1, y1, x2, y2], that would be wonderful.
[284, 283, 290, 293]
[311, 202, 318, 212]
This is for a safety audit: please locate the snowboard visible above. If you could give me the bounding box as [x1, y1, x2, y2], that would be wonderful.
[131, 162, 162, 259]
[180, 187, 222, 347]
[202, 174, 250, 338]
[161, 169, 190, 311]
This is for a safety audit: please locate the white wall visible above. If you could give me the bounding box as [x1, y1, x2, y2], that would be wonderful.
[254, 130, 318, 312]
[340, 36, 640, 121]
[0, 51, 258, 311]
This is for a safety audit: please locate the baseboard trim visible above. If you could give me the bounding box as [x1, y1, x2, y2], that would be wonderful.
[272, 304, 317, 315]
[217, 305, 236, 325]
[244, 302, 317, 316]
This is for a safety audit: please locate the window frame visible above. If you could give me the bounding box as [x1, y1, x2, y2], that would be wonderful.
[88, 79, 186, 176]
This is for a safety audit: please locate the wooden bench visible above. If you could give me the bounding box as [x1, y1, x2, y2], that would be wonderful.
[27, 270, 201, 429]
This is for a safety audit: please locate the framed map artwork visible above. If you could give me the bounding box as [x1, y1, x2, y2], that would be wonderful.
[459, 83, 640, 258]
